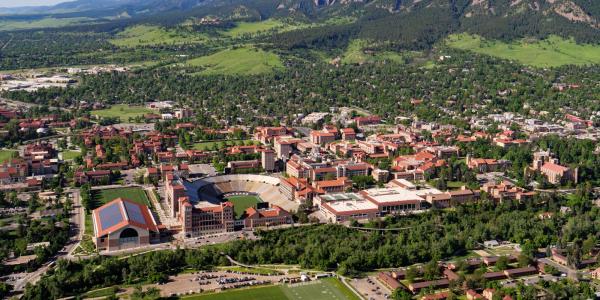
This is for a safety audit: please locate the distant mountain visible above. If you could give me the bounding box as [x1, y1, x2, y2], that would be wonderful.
[0, 0, 213, 16]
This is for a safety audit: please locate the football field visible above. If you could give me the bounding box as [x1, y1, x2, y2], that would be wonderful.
[185, 278, 360, 300]
[224, 195, 262, 219]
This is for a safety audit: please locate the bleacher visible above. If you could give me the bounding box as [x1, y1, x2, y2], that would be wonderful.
[191, 174, 297, 212]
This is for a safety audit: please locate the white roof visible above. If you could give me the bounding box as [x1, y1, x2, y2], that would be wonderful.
[362, 187, 442, 203]
[324, 199, 378, 213]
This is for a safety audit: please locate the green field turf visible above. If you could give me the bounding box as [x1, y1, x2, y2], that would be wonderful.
[110, 25, 206, 47]
[185, 278, 359, 300]
[193, 140, 258, 151]
[91, 104, 154, 122]
[93, 187, 151, 208]
[446, 33, 600, 67]
[0, 150, 17, 163]
[224, 195, 262, 219]
[186, 47, 283, 75]
[60, 150, 81, 160]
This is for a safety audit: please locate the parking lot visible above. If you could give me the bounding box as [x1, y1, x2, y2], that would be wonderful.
[152, 270, 291, 297]
[349, 276, 391, 300]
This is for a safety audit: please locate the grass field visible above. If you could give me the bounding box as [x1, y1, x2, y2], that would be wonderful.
[0, 149, 17, 163]
[186, 47, 283, 75]
[93, 187, 151, 207]
[219, 266, 283, 275]
[446, 33, 600, 67]
[60, 150, 81, 160]
[224, 195, 262, 219]
[0, 17, 93, 31]
[223, 20, 286, 37]
[186, 278, 359, 300]
[110, 25, 206, 47]
[341, 39, 406, 65]
[91, 104, 154, 122]
[193, 140, 258, 151]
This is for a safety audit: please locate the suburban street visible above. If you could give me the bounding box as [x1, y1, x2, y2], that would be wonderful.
[12, 189, 85, 292]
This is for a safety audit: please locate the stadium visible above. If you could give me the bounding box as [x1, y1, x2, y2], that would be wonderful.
[184, 174, 299, 213]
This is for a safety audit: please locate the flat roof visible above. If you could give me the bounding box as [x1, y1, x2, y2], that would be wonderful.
[361, 187, 442, 204]
[319, 193, 363, 202]
[323, 199, 379, 213]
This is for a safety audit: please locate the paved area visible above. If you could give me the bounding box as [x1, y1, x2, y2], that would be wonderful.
[150, 270, 290, 297]
[12, 189, 84, 291]
[349, 276, 390, 300]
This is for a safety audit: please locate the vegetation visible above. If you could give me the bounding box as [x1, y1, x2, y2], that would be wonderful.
[447, 34, 600, 67]
[23, 188, 600, 299]
[223, 20, 287, 38]
[185, 47, 283, 75]
[93, 187, 151, 208]
[0, 149, 17, 163]
[60, 150, 82, 161]
[91, 104, 154, 122]
[224, 195, 262, 219]
[110, 25, 206, 48]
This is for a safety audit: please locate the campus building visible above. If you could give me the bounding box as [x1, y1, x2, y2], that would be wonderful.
[92, 198, 159, 251]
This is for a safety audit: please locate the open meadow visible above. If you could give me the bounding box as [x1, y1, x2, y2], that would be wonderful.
[186, 47, 283, 75]
[110, 25, 206, 47]
[446, 34, 600, 67]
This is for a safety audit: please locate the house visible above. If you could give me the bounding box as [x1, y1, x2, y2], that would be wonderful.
[590, 267, 600, 280]
[466, 289, 484, 300]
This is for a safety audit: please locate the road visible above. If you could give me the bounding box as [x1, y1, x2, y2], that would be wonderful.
[538, 258, 577, 278]
[12, 189, 85, 292]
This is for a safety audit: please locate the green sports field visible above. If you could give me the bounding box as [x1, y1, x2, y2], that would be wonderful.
[446, 33, 600, 67]
[185, 278, 360, 300]
[224, 195, 262, 219]
[91, 104, 154, 122]
[60, 150, 81, 160]
[94, 187, 151, 207]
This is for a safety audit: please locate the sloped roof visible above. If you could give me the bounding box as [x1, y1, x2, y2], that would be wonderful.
[92, 198, 158, 238]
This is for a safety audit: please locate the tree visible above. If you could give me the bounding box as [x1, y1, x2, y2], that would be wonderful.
[391, 288, 412, 300]
[495, 256, 509, 271]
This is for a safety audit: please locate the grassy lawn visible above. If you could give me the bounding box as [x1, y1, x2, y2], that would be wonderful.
[93, 187, 151, 207]
[341, 39, 406, 65]
[91, 104, 154, 122]
[223, 20, 286, 37]
[186, 278, 358, 300]
[193, 140, 258, 151]
[224, 195, 262, 219]
[446, 33, 600, 67]
[219, 266, 283, 275]
[110, 25, 206, 47]
[0, 149, 17, 163]
[186, 47, 283, 75]
[61, 150, 81, 160]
